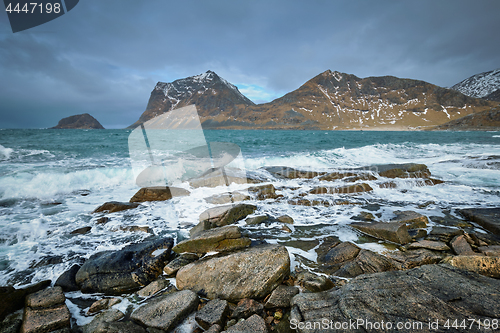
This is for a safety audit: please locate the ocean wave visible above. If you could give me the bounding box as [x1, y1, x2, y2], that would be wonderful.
[0, 144, 14, 160]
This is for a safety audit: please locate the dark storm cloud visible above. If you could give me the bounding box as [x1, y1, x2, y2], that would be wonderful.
[0, 0, 499, 128]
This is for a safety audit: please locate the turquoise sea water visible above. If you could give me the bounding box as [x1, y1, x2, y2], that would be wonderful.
[1, 129, 500, 288]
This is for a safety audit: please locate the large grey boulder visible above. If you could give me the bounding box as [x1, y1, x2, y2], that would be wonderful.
[174, 225, 251, 254]
[351, 221, 411, 244]
[459, 208, 500, 236]
[130, 290, 199, 332]
[191, 203, 257, 236]
[176, 245, 290, 302]
[291, 264, 500, 333]
[75, 237, 173, 294]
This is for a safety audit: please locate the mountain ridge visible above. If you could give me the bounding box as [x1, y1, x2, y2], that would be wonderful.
[130, 70, 497, 130]
[451, 68, 500, 101]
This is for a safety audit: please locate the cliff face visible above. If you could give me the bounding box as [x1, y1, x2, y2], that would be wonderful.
[130, 70, 497, 130]
[51, 113, 105, 129]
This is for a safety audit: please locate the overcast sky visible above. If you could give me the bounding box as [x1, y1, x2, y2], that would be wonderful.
[1, 0, 499, 128]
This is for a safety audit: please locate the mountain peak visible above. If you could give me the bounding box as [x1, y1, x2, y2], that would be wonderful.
[451, 68, 500, 99]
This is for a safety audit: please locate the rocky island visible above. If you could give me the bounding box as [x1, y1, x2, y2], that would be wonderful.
[51, 113, 105, 129]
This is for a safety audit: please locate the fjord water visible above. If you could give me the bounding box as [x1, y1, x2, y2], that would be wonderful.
[1, 129, 500, 287]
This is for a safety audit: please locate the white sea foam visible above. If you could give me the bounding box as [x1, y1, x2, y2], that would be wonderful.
[0, 144, 14, 160]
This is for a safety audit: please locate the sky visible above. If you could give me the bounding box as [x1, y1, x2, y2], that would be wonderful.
[0, 0, 499, 129]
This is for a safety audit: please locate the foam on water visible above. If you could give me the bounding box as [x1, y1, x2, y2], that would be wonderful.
[0, 144, 13, 160]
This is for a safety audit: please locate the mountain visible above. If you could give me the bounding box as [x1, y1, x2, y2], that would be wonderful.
[51, 113, 105, 129]
[128, 71, 254, 128]
[130, 70, 497, 130]
[451, 68, 500, 101]
[431, 107, 500, 131]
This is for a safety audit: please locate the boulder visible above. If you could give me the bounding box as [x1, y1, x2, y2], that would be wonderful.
[92, 201, 140, 214]
[81, 309, 124, 333]
[309, 183, 373, 195]
[248, 184, 279, 200]
[351, 221, 412, 244]
[129, 186, 190, 203]
[163, 253, 199, 275]
[333, 249, 397, 278]
[291, 264, 500, 333]
[205, 191, 250, 205]
[231, 298, 264, 320]
[262, 166, 323, 179]
[479, 245, 500, 256]
[136, 277, 170, 298]
[277, 215, 294, 224]
[296, 271, 335, 292]
[246, 215, 272, 225]
[426, 227, 464, 243]
[87, 298, 121, 315]
[459, 208, 500, 236]
[192, 204, 257, 236]
[442, 256, 500, 278]
[0, 280, 50, 321]
[385, 248, 446, 270]
[195, 299, 229, 329]
[265, 286, 299, 309]
[391, 210, 429, 229]
[75, 237, 173, 294]
[176, 245, 290, 302]
[54, 264, 81, 292]
[450, 235, 478, 255]
[88, 321, 147, 333]
[373, 163, 431, 179]
[130, 290, 199, 332]
[21, 287, 70, 333]
[70, 226, 92, 235]
[407, 240, 450, 251]
[174, 225, 251, 254]
[224, 314, 268, 333]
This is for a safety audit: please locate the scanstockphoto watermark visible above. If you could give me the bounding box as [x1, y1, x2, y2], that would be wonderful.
[290, 318, 500, 331]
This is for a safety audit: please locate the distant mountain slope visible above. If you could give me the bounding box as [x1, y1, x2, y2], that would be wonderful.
[451, 68, 500, 99]
[51, 113, 104, 129]
[130, 70, 496, 130]
[431, 107, 500, 131]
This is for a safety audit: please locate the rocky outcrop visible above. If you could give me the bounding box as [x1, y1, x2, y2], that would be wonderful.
[92, 201, 140, 214]
[130, 290, 199, 332]
[129, 186, 190, 203]
[351, 221, 412, 244]
[75, 237, 173, 294]
[21, 287, 71, 333]
[51, 113, 104, 129]
[191, 203, 257, 236]
[176, 245, 290, 302]
[291, 264, 500, 333]
[174, 225, 251, 254]
[459, 207, 500, 236]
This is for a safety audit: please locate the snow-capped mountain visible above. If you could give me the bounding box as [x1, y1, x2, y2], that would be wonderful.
[451, 69, 500, 100]
[130, 70, 496, 130]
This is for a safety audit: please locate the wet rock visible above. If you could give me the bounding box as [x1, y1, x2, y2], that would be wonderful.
[385, 249, 446, 269]
[264, 285, 299, 309]
[90, 321, 147, 333]
[351, 221, 411, 244]
[92, 201, 140, 214]
[317, 241, 360, 267]
[129, 186, 190, 203]
[479, 245, 500, 256]
[0, 315, 22, 333]
[278, 239, 319, 252]
[29, 255, 63, 268]
[175, 225, 251, 254]
[262, 166, 323, 179]
[291, 264, 500, 333]
[176, 245, 290, 302]
[248, 184, 279, 200]
[459, 208, 500, 236]
[26, 286, 65, 309]
[334, 249, 397, 278]
[246, 215, 272, 225]
[309, 183, 373, 195]
[96, 217, 109, 225]
[407, 240, 450, 251]
[205, 192, 250, 205]
[231, 299, 264, 320]
[82, 309, 124, 333]
[115, 226, 152, 234]
[296, 271, 335, 292]
[318, 171, 357, 181]
[136, 277, 170, 298]
[225, 314, 268, 333]
[55, 264, 81, 292]
[71, 226, 92, 235]
[426, 227, 464, 243]
[195, 299, 229, 329]
[189, 167, 262, 188]
[192, 204, 257, 236]
[351, 211, 375, 221]
[130, 290, 199, 332]
[205, 324, 222, 333]
[0, 280, 50, 321]
[163, 253, 199, 275]
[391, 210, 429, 229]
[450, 235, 478, 255]
[75, 237, 173, 294]
[408, 228, 428, 240]
[87, 298, 121, 315]
[374, 163, 431, 179]
[21, 287, 70, 333]
[442, 256, 500, 278]
[277, 215, 294, 224]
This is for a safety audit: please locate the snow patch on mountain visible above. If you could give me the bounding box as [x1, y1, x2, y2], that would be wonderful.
[451, 68, 500, 98]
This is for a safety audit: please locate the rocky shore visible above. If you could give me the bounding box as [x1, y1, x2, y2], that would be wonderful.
[2, 163, 500, 333]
